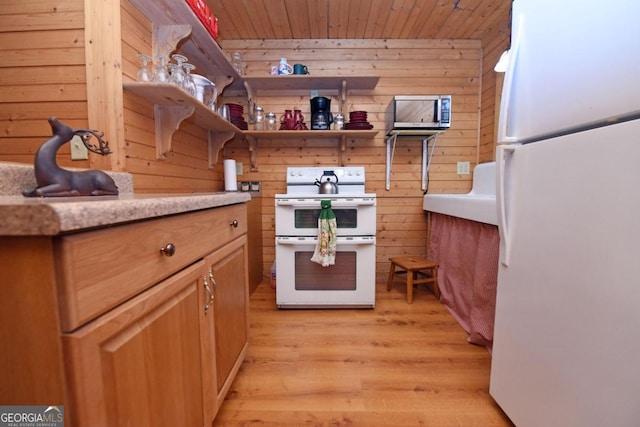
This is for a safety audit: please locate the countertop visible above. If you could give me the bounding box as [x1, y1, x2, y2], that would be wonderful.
[0, 192, 252, 236]
[0, 162, 251, 236]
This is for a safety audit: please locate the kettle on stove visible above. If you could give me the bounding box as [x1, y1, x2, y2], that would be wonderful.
[315, 170, 339, 194]
[310, 96, 334, 130]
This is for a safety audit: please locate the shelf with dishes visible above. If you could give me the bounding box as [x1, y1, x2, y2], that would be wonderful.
[129, 0, 239, 90]
[229, 75, 379, 120]
[124, 82, 242, 168]
[242, 129, 379, 169]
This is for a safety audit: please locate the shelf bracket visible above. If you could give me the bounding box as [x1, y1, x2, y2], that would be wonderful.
[153, 24, 192, 60]
[243, 80, 257, 122]
[207, 131, 236, 169]
[244, 135, 258, 171]
[339, 135, 347, 166]
[155, 104, 195, 159]
[339, 79, 347, 113]
[385, 131, 442, 191]
[210, 74, 233, 98]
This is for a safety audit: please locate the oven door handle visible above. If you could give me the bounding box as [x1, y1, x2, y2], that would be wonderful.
[275, 198, 375, 207]
[276, 236, 375, 245]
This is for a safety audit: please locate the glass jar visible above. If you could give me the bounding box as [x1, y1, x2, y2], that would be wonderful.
[254, 106, 265, 130]
[231, 51, 243, 75]
[266, 112, 277, 130]
[334, 114, 345, 130]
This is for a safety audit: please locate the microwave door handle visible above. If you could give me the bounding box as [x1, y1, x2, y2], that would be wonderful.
[435, 98, 441, 123]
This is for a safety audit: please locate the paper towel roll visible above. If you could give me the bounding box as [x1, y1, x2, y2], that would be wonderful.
[224, 159, 238, 191]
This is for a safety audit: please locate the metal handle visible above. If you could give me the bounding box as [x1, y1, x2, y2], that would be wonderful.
[203, 275, 214, 315]
[230, 219, 239, 228]
[208, 271, 216, 288]
[160, 243, 176, 257]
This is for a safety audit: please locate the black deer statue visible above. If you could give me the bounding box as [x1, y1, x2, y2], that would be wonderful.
[23, 117, 119, 197]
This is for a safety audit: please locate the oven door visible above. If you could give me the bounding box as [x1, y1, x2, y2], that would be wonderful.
[275, 196, 376, 236]
[275, 236, 376, 308]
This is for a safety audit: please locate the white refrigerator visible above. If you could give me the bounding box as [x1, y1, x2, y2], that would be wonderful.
[490, 1, 640, 426]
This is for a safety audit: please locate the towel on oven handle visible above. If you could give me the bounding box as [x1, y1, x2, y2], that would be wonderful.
[310, 200, 337, 267]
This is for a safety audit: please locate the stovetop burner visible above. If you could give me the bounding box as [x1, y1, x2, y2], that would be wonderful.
[284, 166, 368, 195]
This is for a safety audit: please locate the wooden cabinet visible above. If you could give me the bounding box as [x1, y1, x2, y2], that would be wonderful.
[205, 236, 249, 399]
[63, 262, 210, 426]
[0, 203, 249, 426]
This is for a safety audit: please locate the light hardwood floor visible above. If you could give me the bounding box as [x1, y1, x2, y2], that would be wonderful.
[213, 281, 514, 426]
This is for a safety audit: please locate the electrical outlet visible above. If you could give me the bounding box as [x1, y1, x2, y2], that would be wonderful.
[236, 162, 243, 175]
[457, 161, 470, 175]
[70, 135, 88, 160]
[310, 89, 319, 98]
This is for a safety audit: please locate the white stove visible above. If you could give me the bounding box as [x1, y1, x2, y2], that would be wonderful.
[275, 166, 377, 308]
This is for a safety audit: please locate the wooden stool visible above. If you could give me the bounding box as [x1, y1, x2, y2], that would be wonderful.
[387, 256, 440, 304]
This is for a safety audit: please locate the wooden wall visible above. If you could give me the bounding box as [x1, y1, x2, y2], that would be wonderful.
[0, 0, 89, 169]
[0, 0, 510, 283]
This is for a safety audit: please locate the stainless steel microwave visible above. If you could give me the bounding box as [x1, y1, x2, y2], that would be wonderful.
[386, 95, 452, 132]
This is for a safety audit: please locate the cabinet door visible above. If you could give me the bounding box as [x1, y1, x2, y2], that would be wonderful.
[63, 261, 210, 427]
[205, 235, 249, 396]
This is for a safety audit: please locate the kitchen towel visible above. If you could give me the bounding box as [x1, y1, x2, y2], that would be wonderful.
[311, 200, 337, 267]
[223, 159, 237, 191]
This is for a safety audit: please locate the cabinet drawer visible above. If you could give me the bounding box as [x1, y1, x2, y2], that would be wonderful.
[57, 203, 247, 332]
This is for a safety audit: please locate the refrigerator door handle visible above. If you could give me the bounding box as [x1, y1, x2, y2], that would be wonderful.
[497, 13, 524, 144]
[497, 144, 516, 266]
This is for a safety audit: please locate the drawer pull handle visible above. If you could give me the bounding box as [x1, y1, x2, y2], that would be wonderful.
[230, 219, 239, 228]
[160, 243, 176, 257]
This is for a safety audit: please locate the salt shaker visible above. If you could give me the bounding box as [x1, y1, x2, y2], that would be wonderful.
[266, 112, 277, 130]
[254, 106, 265, 130]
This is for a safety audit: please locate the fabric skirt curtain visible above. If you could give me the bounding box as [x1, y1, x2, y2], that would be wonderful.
[428, 213, 500, 349]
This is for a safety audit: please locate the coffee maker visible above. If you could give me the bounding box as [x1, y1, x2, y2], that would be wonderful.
[310, 97, 334, 130]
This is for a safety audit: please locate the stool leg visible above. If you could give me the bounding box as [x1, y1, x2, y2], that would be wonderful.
[433, 267, 440, 300]
[387, 262, 396, 291]
[407, 269, 414, 304]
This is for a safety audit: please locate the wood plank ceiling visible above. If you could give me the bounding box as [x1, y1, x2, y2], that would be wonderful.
[208, 0, 512, 42]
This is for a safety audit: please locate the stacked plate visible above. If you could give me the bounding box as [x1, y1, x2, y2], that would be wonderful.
[227, 103, 248, 130]
[345, 111, 373, 130]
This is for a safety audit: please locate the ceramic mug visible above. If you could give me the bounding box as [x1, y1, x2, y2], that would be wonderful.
[278, 58, 293, 75]
[293, 64, 309, 75]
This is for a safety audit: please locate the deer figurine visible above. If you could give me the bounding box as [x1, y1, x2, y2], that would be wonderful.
[23, 117, 119, 197]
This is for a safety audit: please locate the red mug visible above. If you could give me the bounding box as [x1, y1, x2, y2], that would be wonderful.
[280, 109, 294, 130]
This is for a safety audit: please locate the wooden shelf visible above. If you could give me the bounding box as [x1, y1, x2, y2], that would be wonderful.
[228, 75, 380, 171]
[124, 82, 241, 168]
[230, 75, 379, 92]
[243, 129, 378, 169]
[129, 0, 239, 90]
[231, 76, 380, 123]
